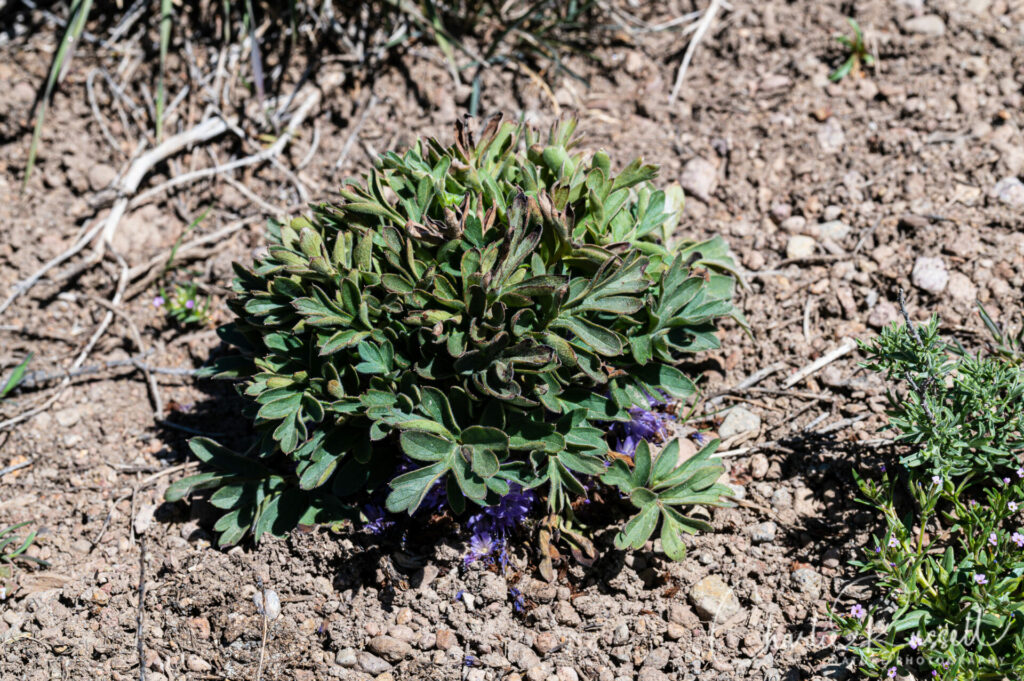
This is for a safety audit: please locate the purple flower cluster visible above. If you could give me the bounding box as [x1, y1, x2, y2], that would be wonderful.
[463, 484, 535, 566]
[362, 504, 395, 535]
[608, 405, 673, 457]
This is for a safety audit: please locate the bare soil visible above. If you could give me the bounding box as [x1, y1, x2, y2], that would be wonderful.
[2, 1, 1024, 680]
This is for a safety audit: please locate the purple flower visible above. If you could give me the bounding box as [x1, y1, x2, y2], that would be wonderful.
[931, 475, 942, 486]
[363, 505, 394, 535]
[887, 667, 897, 678]
[908, 633, 924, 650]
[153, 296, 165, 307]
[989, 532, 998, 546]
[463, 484, 535, 565]
[608, 406, 672, 457]
[1016, 465, 1024, 478]
[888, 536, 900, 548]
[1012, 532, 1024, 548]
[1004, 477, 1012, 485]
[509, 588, 524, 613]
[974, 573, 988, 585]
[464, 533, 495, 565]
[185, 299, 195, 309]
[880, 464, 886, 473]
[1010, 501, 1018, 512]
[849, 604, 866, 620]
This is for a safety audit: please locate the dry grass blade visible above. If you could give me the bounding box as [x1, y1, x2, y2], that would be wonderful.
[24, 0, 94, 187]
[668, 0, 721, 104]
[155, 0, 173, 142]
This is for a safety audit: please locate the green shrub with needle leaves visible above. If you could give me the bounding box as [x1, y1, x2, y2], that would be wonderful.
[168, 116, 742, 563]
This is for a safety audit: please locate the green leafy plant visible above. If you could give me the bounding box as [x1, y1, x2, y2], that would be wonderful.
[829, 18, 875, 82]
[0, 522, 49, 587]
[1, 354, 33, 401]
[155, 283, 212, 327]
[167, 116, 743, 564]
[833, 306, 1024, 679]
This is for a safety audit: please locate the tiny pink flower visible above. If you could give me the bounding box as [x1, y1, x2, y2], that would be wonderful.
[1004, 477, 1012, 485]
[1010, 501, 1019, 512]
[888, 667, 897, 678]
[974, 573, 988, 585]
[888, 536, 900, 548]
[185, 299, 195, 309]
[989, 532, 998, 546]
[1018, 466, 1024, 478]
[1013, 532, 1024, 548]
[908, 633, 924, 650]
[153, 296, 165, 307]
[850, 604, 866, 620]
[931, 475, 942, 486]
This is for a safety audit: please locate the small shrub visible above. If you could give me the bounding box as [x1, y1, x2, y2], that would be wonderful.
[829, 18, 875, 82]
[168, 116, 742, 566]
[834, 306, 1024, 679]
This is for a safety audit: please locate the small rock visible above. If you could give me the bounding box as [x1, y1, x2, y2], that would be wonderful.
[357, 651, 391, 675]
[186, 656, 212, 673]
[867, 301, 899, 329]
[817, 118, 845, 154]
[947, 272, 977, 302]
[747, 521, 777, 544]
[133, 504, 157, 536]
[770, 488, 793, 510]
[992, 176, 1024, 209]
[388, 625, 416, 643]
[818, 220, 850, 242]
[87, 164, 117, 192]
[791, 568, 823, 599]
[533, 632, 560, 655]
[508, 641, 542, 670]
[55, 407, 81, 428]
[376, 673, 396, 681]
[780, 216, 807, 234]
[611, 622, 629, 646]
[336, 648, 358, 667]
[680, 157, 718, 203]
[770, 203, 792, 223]
[467, 670, 486, 681]
[643, 647, 670, 670]
[666, 622, 686, 640]
[638, 667, 670, 681]
[435, 629, 459, 650]
[557, 668, 580, 681]
[368, 635, 412, 662]
[719, 407, 761, 440]
[786, 235, 816, 259]
[688, 575, 743, 623]
[416, 564, 439, 590]
[749, 454, 770, 480]
[187, 617, 211, 640]
[903, 14, 946, 36]
[912, 256, 949, 294]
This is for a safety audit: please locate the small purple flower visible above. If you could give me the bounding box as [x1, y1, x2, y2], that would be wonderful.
[875, 546, 882, 553]
[887, 667, 897, 678]
[931, 475, 942, 487]
[153, 296, 165, 307]
[1010, 501, 1019, 512]
[908, 633, 924, 650]
[888, 536, 900, 548]
[969, 499, 978, 507]
[1012, 532, 1024, 548]
[462, 484, 535, 565]
[974, 573, 988, 585]
[849, 604, 866, 620]
[464, 533, 495, 565]
[185, 299, 195, 309]
[362, 504, 395, 535]
[1004, 477, 1012, 485]
[880, 464, 886, 473]
[1018, 466, 1024, 478]
[509, 588, 524, 613]
[989, 532, 998, 546]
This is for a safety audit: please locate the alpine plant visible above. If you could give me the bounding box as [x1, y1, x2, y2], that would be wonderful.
[167, 115, 743, 568]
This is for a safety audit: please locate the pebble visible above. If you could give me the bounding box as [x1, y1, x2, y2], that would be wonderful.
[785, 235, 816, 259]
[903, 14, 946, 36]
[557, 668, 580, 681]
[186, 655, 212, 672]
[435, 628, 459, 650]
[790, 568, 823, 599]
[680, 157, 718, 203]
[643, 647, 670, 669]
[867, 301, 899, 329]
[357, 651, 392, 675]
[336, 648, 358, 667]
[817, 220, 850, 242]
[749, 454, 770, 480]
[817, 118, 845, 154]
[87, 163, 117, 192]
[688, 575, 743, 623]
[611, 622, 629, 646]
[770, 488, 793, 510]
[747, 521, 778, 544]
[467, 670, 486, 681]
[947, 272, 977, 302]
[718, 407, 761, 440]
[912, 256, 949, 294]
[780, 216, 806, 234]
[533, 632, 560, 655]
[638, 667, 670, 681]
[508, 641, 542, 670]
[55, 407, 82, 428]
[992, 176, 1024, 208]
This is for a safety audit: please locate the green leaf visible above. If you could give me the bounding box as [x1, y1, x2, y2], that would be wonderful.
[386, 462, 449, 514]
[615, 504, 659, 550]
[400, 431, 456, 462]
[551, 317, 624, 356]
